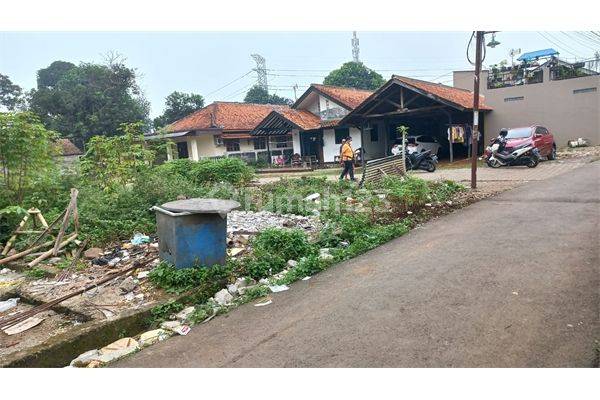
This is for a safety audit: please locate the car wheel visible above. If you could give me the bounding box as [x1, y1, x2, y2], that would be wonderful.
[527, 157, 539, 168]
[547, 145, 557, 160]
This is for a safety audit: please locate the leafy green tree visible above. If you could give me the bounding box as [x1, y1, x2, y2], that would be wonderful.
[80, 122, 156, 190]
[244, 85, 292, 105]
[323, 61, 385, 90]
[0, 73, 24, 111]
[0, 112, 58, 203]
[36, 61, 76, 88]
[153, 91, 205, 128]
[29, 60, 150, 148]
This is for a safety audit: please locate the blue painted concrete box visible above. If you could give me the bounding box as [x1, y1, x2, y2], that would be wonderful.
[154, 199, 240, 269]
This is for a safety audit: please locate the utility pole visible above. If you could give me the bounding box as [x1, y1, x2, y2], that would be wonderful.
[471, 31, 484, 189]
[251, 54, 268, 91]
[352, 31, 360, 62]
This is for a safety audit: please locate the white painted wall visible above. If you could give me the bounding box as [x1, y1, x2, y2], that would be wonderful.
[291, 129, 301, 155]
[321, 127, 363, 162]
[362, 120, 386, 160]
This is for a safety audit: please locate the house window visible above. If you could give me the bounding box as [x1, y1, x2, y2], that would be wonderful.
[225, 139, 240, 152]
[254, 137, 267, 150]
[271, 135, 292, 149]
[335, 128, 349, 144]
[176, 142, 189, 159]
[573, 87, 597, 94]
[369, 125, 379, 142]
[504, 96, 524, 102]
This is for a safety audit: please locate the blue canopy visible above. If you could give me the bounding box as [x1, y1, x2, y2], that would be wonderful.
[517, 48, 559, 61]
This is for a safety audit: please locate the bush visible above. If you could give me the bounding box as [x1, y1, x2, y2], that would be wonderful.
[149, 262, 231, 295]
[77, 168, 209, 244]
[158, 157, 254, 186]
[382, 175, 431, 211]
[245, 228, 317, 280]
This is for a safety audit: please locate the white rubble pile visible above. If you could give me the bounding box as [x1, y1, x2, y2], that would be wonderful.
[227, 210, 320, 234]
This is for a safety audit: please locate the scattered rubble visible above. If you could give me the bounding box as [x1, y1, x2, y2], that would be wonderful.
[319, 248, 334, 262]
[304, 193, 321, 202]
[214, 288, 233, 306]
[227, 210, 320, 235]
[139, 329, 171, 347]
[84, 247, 103, 259]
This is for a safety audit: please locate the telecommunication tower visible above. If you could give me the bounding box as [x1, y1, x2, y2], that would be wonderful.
[352, 31, 360, 62]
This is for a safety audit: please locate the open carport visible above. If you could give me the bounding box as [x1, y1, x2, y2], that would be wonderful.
[340, 75, 493, 161]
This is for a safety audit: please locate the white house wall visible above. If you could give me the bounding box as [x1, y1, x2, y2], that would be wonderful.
[322, 127, 363, 162]
[291, 129, 301, 155]
[362, 120, 386, 160]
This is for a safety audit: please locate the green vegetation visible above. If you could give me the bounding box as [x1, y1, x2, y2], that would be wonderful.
[323, 61, 385, 90]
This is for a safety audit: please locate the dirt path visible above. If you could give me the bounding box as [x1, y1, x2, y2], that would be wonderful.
[116, 162, 599, 367]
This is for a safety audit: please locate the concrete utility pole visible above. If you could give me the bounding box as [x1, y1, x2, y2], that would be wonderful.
[352, 31, 360, 62]
[251, 54, 268, 91]
[471, 31, 484, 189]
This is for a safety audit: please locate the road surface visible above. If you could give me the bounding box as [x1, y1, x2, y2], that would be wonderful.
[117, 162, 599, 367]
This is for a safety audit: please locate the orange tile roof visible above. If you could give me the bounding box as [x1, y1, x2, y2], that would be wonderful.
[309, 84, 374, 110]
[320, 119, 342, 128]
[166, 102, 289, 133]
[392, 76, 491, 110]
[278, 109, 322, 130]
[56, 138, 82, 156]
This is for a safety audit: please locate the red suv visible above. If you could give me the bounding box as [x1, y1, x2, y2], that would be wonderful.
[486, 125, 556, 160]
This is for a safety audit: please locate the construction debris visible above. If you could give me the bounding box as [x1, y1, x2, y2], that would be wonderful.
[214, 288, 233, 306]
[3, 316, 44, 335]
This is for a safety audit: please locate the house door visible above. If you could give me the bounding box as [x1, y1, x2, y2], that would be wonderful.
[300, 131, 324, 165]
[176, 142, 189, 159]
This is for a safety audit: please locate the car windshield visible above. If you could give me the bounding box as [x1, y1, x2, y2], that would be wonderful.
[505, 128, 531, 139]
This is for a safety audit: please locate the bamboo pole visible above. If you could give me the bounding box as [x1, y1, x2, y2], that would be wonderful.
[28, 233, 78, 267]
[0, 239, 55, 265]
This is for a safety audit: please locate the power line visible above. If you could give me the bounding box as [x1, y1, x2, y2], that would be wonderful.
[537, 32, 583, 58]
[223, 81, 258, 101]
[205, 70, 254, 97]
[560, 32, 599, 52]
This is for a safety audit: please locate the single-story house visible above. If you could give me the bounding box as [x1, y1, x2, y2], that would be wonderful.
[251, 84, 373, 165]
[56, 138, 83, 166]
[145, 102, 293, 163]
[147, 80, 489, 165]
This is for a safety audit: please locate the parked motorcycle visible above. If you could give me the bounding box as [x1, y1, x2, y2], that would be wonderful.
[484, 132, 540, 168]
[405, 149, 438, 172]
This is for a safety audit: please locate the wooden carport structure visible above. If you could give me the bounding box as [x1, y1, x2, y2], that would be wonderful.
[339, 75, 492, 161]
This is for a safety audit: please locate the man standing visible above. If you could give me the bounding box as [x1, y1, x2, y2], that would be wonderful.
[339, 136, 356, 181]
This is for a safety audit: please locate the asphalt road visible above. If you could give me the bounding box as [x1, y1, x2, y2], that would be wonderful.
[117, 162, 599, 367]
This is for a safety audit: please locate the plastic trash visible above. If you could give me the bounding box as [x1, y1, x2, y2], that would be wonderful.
[269, 284, 289, 293]
[0, 297, 19, 313]
[131, 233, 150, 245]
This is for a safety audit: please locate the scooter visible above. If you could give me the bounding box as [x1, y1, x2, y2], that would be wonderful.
[405, 149, 438, 172]
[485, 137, 540, 168]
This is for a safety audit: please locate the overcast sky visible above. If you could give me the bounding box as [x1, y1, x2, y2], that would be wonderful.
[1, 31, 598, 118]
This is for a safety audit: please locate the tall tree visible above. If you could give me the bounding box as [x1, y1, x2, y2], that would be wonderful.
[0, 73, 24, 111]
[153, 91, 205, 128]
[244, 85, 292, 105]
[29, 60, 150, 147]
[36, 61, 76, 88]
[323, 61, 385, 90]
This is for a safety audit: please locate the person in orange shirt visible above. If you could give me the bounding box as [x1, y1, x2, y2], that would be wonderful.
[339, 136, 356, 181]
